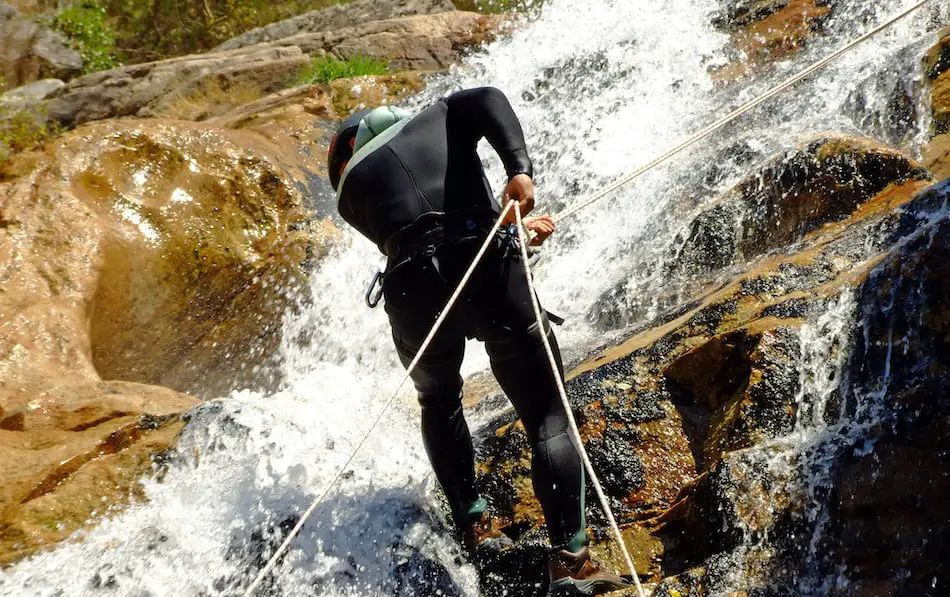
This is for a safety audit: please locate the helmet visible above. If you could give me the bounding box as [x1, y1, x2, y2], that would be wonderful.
[327, 109, 371, 191]
[327, 106, 413, 191]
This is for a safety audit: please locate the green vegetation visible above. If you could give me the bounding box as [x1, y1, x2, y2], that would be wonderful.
[0, 102, 61, 165]
[98, 0, 351, 63]
[47, 2, 121, 73]
[295, 55, 390, 86]
[453, 0, 544, 14]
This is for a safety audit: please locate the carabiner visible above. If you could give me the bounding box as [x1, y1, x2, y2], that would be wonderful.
[365, 270, 385, 308]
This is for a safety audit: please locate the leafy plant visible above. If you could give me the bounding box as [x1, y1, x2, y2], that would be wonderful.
[48, 1, 121, 73]
[295, 55, 390, 86]
[100, 0, 352, 64]
[0, 103, 61, 165]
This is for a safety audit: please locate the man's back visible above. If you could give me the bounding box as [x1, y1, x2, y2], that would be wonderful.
[336, 87, 532, 253]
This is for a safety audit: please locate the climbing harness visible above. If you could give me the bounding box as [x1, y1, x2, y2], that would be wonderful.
[364, 270, 385, 308]
[243, 2, 936, 593]
[362, 212, 542, 308]
[514, 203, 647, 597]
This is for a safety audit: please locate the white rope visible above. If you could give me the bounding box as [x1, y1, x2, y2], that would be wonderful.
[242, 202, 515, 597]
[554, 0, 933, 224]
[513, 205, 648, 597]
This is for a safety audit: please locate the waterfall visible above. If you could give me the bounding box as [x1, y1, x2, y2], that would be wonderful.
[1, 0, 947, 595]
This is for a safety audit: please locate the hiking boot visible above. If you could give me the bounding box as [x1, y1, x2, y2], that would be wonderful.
[456, 497, 514, 555]
[460, 508, 514, 555]
[548, 547, 631, 596]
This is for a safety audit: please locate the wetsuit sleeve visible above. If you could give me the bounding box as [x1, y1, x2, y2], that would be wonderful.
[444, 87, 534, 180]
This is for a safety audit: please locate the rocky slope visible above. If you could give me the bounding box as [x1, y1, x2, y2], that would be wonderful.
[0, 0, 500, 567]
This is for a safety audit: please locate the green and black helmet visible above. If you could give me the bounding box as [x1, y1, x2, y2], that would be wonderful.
[327, 106, 414, 191]
[327, 109, 371, 191]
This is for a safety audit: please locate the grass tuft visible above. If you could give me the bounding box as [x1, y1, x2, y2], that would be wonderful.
[295, 55, 389, 86]
[0, 102, 61, 165]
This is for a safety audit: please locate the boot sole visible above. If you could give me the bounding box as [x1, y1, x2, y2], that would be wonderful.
[549, 577, 631, 596]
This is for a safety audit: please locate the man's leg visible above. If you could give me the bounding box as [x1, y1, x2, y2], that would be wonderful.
[478, 262, 630, 594]
[391, 328, 480, 518]
[383, 259, 479, 521]
[485, 320, 588, 551]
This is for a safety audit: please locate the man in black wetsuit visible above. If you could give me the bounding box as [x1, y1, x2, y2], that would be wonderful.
[327, 87, 629, 596]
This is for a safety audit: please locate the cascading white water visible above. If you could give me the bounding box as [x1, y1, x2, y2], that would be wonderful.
[1, 1, 947, 595]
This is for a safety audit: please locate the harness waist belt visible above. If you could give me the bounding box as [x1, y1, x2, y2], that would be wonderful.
[383, 210, 500, 263]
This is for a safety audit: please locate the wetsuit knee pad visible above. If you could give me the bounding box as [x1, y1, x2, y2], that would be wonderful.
[416, 386, 464, 411]
[484, 319, 553, 364]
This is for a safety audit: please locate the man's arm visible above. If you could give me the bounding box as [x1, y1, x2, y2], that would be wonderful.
[445, 87, 536, 216]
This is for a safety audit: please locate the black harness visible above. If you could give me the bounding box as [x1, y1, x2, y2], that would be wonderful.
[365, 209, 502, 308]
[365, 209, 564, 326]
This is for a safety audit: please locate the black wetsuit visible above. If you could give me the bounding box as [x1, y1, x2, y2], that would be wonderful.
[337, 87, 585, 550]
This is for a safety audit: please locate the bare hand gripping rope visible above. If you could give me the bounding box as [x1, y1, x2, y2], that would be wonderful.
[242, 2, 933, 593]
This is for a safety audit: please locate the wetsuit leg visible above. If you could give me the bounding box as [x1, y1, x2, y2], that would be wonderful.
[487, 321, 586, 550]
[383, 258, 479, 520]
[440, 244, 587, 550]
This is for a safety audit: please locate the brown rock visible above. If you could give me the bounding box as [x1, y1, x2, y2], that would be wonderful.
[0, 4, 82, 89]
[1, 116, 334, 400]
[328, 72, 428, 117]
[329, 12, 502, 71]
[46, 45, 310, 128]
[666, 136, 930, 277]
[267, 11, 505, 72]
[0, 381, 198, 565]
[214, 0, 457, 52]
[711, 0, 830, 80]
[923, 132, 950, 180]
[836, 444, 950, 512]
[924, 27, 950, 136]
[41, 11, 500, 129]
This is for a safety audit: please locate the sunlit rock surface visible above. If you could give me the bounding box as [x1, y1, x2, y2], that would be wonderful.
[0, 382, 198, 566]
[0, 105, 336, 564]
[924, 28, 950, 179]
[214, 0, 457, 51]
[42, 10, 500, 129]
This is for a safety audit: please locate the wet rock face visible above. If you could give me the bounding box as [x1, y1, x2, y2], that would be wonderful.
[214, 0, 457, 51]
[1, 114, 335, 401]
[924, 27, 950, 136]
[924, 29, 950, 180]
[822, 181, 950, 596]
[80, 121, 332, 397]
[591, 136, 931, 333]
[1, 98, 337, 564]
[667, 136, 930, 278]
[710, 0, 831, 80]
[0, 382, 199, 566]
[469, 130, 945, 592]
